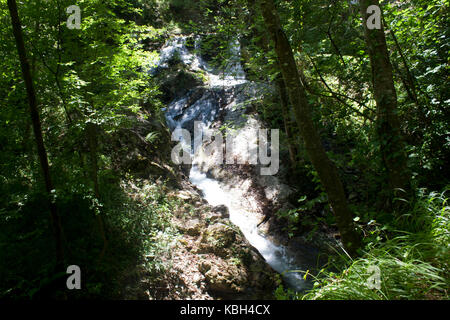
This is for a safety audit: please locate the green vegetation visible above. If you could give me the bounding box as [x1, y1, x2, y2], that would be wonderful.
[0, 173, 180, 298]
[1, 0, 448, 300]
[277, 190, 449, 300]
[210, 0, 449, 300]
[0, 0, 178, 299]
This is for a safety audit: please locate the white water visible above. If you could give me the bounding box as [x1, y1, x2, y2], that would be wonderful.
[161, 36, 308, 291]
[189, 167, 307, 291]
[151, 36, 247, 87]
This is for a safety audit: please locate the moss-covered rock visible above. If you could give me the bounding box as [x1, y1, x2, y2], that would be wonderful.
[158, 67, 203, 103]
[170, 187, 277, 299]
[199, 257, 248, 295]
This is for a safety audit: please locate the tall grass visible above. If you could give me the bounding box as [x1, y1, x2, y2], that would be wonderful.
[301, 189, 449, 300]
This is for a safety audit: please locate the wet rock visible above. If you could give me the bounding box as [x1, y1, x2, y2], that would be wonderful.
[257, 175, 294, 206]
[168, 194, 278, 299]
[199, 258, 248, 295]
[178, 218, 203, 236]
[195, 223, 236, 257]
[201, 223, 236, 247]
[177, 190, 194, 201]
[210, 205, 229, 219]
[159, 68, 203, 103]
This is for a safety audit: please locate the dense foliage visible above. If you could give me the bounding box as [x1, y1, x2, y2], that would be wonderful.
[0, 0, 448, 299]
[0, 0, 177, 298]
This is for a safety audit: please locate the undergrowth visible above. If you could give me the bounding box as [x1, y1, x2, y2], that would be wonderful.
[275, 189, 449, 300]
[0, 173, 180, 299]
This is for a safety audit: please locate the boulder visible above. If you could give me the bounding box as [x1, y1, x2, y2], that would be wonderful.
[178, 218, 203, 236]
[206, 205, 229, 221]
[199, 257, 248, 295]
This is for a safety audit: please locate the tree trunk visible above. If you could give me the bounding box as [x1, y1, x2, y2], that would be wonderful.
[247, 0, 298, 168]
[359, 0, 410, 198]
[259, 0, 361, 255]
[86, 122, 108, 260]
[7, 0, 63, 263]
[275, 74, 298, 167]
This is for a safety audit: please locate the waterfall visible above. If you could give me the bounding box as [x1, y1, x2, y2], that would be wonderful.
[161, 36, 310, 292]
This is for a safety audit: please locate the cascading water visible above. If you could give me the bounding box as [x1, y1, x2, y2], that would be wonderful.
[159, 36, 310, 292]
[189, 168, 308, 291]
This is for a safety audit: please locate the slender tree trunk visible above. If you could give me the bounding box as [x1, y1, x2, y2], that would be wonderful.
[86, 122, 108, 260]
[275, 74, 298, 167]
[359, 0, 410, 197]
[7, 0, 63, 263]
[259, 0, 361, 255]
[247, 0, 298, 168]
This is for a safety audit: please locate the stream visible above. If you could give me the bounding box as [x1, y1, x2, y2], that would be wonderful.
[158, 36, 309, 292]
